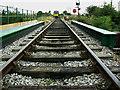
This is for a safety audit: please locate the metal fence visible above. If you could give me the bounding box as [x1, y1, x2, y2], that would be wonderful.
[0, 5, 37, 25]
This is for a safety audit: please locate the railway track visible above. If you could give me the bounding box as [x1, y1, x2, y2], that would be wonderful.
[0, 19, 120, 89]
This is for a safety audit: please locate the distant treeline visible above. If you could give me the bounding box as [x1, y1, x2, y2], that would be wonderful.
[37, 11, 52, 17]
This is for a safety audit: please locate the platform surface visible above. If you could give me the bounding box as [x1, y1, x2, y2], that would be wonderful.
[0, 21, 44, 38]
[72, 20, 116, 35]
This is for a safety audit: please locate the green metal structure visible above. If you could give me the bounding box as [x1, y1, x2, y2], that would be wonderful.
[0, 5, 37, 25]
[71, 20, 116, 48]
[0, 21, 45, 47]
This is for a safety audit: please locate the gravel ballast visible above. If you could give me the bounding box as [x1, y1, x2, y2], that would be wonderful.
[2, 73, 106, 87]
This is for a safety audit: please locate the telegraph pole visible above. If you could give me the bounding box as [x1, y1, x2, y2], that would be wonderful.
[76, 0, 81, 17]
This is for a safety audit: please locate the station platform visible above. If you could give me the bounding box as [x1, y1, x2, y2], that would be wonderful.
[0, 21, 44, 38]
[0, 21, 44, 47]
[71, 20, 116, 48]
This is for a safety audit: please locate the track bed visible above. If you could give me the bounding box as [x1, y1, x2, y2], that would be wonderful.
[1, 19, 120, 89]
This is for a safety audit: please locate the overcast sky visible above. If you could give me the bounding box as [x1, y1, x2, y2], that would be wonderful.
[0, 0, 120, 14]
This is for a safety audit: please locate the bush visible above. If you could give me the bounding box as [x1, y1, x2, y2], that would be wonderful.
[73, 3, 120, 31]
[76, 16, 91, 24]
[90, 16, 113, 30]
[76, 16, 114, 31]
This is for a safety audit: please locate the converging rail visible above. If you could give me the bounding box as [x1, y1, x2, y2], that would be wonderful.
[71, 20, 116, 48]
[0, 20, 55, 78]
[0, 19, 120, 89]
[63, 20, 120, 89]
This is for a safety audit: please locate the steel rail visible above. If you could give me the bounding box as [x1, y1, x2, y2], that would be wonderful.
[62, 20, 120, 89]
[113, 48, 120, 54]
[0, 19, 119, 89]
[0, 20, 56, 80]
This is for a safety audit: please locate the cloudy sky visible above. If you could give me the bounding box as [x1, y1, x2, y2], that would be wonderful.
[0, 0, 119, 14]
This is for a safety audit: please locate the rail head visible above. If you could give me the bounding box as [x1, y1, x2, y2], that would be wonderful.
[0, 19, 120, 89]
[62, 20, 120, 89]
[0, 20, 56, 79]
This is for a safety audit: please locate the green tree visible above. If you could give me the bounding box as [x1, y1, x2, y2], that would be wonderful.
[101, 3, 115, 16]
[9, 11, 16, 15]
[86, 6, 98, 16]
[78, 3, 120, 31]
[92, 7, 102, 16]
[118, 11, 120, 25]
[91, 16, 113, 30]
[63, 10, 68, 15]
[44, 12, 51, 16]
[2, 9, 6, 15]
[111, 11, 120, 29]
[37, 11, 43, 17]
[48, 11, 51, 14]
